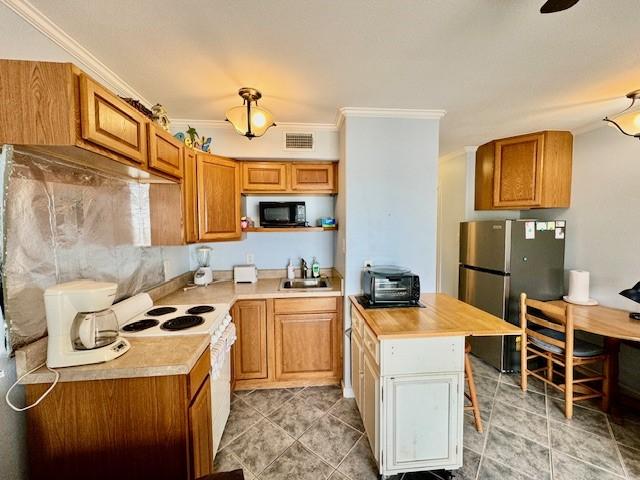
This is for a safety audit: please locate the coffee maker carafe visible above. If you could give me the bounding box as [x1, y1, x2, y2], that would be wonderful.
[45, 280, 130, 368]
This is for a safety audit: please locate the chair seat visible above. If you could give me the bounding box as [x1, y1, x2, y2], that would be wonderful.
[530, 328, 603, 357]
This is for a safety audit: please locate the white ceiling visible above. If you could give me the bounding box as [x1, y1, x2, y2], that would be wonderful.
[24, 0, 640, 154]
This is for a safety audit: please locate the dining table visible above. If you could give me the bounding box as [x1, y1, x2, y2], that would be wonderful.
[548, 300, 640, 410]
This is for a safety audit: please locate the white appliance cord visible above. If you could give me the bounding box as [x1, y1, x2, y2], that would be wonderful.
[5, 362, 60, 412]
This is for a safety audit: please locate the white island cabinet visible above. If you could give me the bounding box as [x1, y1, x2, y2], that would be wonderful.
[351, 306, 465, 477]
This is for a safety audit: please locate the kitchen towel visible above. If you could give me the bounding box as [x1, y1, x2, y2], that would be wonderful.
[111, 293, 153, 326]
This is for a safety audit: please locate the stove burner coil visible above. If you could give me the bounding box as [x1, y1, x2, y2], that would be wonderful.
[161, 315, 205, 331]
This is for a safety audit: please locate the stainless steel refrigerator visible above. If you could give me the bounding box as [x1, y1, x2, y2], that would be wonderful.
[458, 219, 565, 372]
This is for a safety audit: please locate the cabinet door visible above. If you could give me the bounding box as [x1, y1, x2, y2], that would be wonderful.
[241, 162, 288, 192]
[383, 373, 462, 473]
[290, 163, 336, 193]
[363, 352, 380, 462]
[148, 124, 184, 179]
[78, 74, 148, 165]
[183, 149, 199, 243]
[197, 154, 241, 241]
[274, 312, 340, 381]
[352, 331, 364, 411]
[233, 300, 268, 380]
[493, 133, 544, 208]
[189, 379, 214, 479]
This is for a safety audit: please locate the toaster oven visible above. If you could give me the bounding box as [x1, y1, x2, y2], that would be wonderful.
[362, 267, 421, 306]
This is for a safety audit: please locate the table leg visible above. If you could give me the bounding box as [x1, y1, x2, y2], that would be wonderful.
[604, 337, 621, 413]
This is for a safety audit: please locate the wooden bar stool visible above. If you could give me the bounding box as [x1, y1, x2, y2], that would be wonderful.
[464, 340, 483, 432]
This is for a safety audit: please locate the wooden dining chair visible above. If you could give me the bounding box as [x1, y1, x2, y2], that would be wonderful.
[464, 340, 483, 432]
[519, 293, 611, 419]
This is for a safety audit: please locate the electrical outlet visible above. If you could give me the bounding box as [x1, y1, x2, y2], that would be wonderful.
[364, 260, 373, 268]
[246, 253, 255, 264]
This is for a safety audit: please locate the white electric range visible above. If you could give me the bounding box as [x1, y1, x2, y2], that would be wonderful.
[116, 297, 235, 457]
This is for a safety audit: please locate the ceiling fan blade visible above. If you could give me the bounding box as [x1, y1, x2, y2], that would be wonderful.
[540, 0, 580, 14]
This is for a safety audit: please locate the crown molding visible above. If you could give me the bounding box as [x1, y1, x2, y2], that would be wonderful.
[1, 0, 151, 106]
[171, 118, 338, 131]
[464, 145, 478, 153]
[336, 107, 446, 128]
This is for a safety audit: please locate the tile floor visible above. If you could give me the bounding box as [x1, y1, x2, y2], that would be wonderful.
[213, 355, 640, 480]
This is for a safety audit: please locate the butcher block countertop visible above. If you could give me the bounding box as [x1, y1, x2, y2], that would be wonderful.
[350, 293, 521, 340]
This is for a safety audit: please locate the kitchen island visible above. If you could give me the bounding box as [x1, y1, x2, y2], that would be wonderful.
[349, 294, 520, 478]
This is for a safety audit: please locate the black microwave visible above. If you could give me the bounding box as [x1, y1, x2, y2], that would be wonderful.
[259, 201, 307, 227]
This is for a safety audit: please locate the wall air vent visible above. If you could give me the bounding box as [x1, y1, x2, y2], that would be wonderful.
[284, 132, 314, 151]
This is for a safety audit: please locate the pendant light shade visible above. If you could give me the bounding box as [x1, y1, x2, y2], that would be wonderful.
[225, 88, 276, 139]
[603, 90, 640, 139]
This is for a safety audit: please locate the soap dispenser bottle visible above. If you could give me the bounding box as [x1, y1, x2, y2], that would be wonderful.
[311, 257, 320, 278]
[287, 259, 295, 280]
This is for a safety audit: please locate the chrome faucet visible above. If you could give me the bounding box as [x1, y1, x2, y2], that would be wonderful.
[301, 258, 309, 279]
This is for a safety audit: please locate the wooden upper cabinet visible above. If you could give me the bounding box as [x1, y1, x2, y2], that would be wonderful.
[196, 153, 241, 241]
[78, 74, 148, 165]
[242, 162, 288, 192]
[148, 124, 184, 179]
[493, 132, 544, 208]
[290, 163, 336, 193]
[475, 130, 573, 210]
[183, 149, 199, 243]
[233, 300, 268, 381]
[239, 161, 338, 194]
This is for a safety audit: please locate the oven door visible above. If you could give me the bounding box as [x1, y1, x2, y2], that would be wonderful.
[373, 276, 412, 303]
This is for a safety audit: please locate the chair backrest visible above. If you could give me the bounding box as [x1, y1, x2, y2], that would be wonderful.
[519, 293, 574, 357]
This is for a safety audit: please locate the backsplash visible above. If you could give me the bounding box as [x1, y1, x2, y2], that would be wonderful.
[1, 146, 188, 350]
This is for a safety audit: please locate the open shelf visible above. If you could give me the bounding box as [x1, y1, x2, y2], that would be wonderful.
[245, 226, 338, 233]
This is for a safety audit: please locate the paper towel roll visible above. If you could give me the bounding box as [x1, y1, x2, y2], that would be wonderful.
[567, 270, 591, 302]
[111, 293, 153, 327]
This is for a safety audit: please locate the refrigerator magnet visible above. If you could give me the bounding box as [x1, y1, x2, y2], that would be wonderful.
[536, 222, 547, 231]
[547, 221, 556, 230]
[555, 227, 565, 239]
[525, 221, 536, 239]
[556, 220, 566, 227]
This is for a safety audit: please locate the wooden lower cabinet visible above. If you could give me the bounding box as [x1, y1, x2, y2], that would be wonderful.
[274, 312, 340, 381]
[351, 328, 364, 410]
[26, 350, 213, 480]
[233, 300, 269, 380]
[233, 296, 343, 390]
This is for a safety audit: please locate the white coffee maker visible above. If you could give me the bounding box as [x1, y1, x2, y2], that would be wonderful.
[45, 280, 130, 368]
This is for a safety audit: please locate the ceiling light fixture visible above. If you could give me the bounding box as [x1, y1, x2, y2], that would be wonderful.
[603, 90, 640, 139]
[225, 88, 276, 139]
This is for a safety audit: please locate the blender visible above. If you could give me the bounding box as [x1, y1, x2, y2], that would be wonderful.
[194, 246, 214, 286]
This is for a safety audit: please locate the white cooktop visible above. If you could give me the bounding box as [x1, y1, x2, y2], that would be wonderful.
[120, 303, 231, 338]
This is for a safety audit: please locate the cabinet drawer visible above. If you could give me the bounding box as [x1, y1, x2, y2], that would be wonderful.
[363, 324, 379, 366]
[188, 349, 211, 401]
[352, 307, 365, 339]
[148, 124, 184, 179]
[274, 296, 338, 314]
[78, 74, 148, 165]
[380, 336, 464, 376]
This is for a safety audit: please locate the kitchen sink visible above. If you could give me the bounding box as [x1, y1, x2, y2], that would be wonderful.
[279, 278, 332, 290]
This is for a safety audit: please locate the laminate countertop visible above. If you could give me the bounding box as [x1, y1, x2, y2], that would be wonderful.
[350, 293, 521, 340]
[155, 276, 343, 305]
[19, 276, 343, 384]
[19, 334, 211, 384]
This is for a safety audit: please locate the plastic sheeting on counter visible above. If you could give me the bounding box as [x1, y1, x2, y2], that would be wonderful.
[1, 146, 172, 350]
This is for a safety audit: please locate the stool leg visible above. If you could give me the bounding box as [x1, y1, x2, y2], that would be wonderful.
[465, 352, 483, 433]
